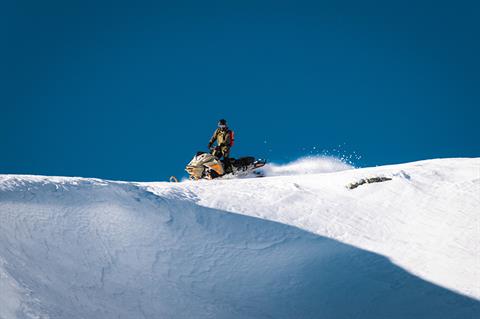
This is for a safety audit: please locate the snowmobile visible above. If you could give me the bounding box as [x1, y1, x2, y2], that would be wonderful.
[185, 151, 266, 180]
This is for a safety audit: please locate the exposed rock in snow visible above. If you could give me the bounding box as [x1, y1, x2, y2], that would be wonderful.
[0, 158, 479, 318]
[346, 176, 393, 189]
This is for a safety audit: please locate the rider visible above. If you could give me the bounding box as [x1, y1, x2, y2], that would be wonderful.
[208, 119, 235, 173]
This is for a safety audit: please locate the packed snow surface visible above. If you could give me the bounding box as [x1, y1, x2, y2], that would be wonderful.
[0, 157, 479, 319]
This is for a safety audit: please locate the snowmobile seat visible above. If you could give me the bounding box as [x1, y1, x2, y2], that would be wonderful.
[232, 157, 255, 168]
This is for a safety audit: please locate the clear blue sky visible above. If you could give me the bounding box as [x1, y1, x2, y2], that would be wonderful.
[2, 0, 479, 181]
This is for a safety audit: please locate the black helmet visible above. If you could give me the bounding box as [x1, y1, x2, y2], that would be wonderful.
[218, 119, 227, 128]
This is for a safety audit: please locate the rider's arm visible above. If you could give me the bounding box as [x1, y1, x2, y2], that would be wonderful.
[208, 129, 219, 147]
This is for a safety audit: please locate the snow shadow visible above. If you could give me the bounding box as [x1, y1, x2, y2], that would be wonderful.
[176, 201, 479, 319]
[0, 182, 478, 319]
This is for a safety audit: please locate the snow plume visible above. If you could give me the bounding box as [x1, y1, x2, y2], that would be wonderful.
[262, 156, 354, 176]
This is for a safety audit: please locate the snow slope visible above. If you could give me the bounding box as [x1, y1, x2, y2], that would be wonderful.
[0, 158, 479, 319]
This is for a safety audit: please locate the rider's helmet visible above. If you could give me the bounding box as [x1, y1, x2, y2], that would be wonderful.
[218, 119, 227, 129]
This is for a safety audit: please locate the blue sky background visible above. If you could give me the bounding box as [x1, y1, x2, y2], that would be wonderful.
[2, 0, 479, 181]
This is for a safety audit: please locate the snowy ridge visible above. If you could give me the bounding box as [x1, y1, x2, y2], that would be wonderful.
[0, 158, 479, 319]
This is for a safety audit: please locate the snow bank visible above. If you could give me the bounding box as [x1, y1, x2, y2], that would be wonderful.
[0, 158, 479, 319]
[261, 156, 353, 176]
